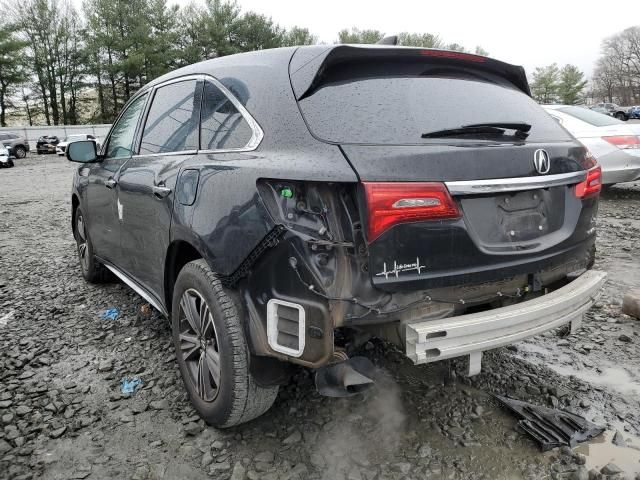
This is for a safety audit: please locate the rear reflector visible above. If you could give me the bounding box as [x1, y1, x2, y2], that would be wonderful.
[603, 135, 640, 150]
[574, 166, 602, 199]
[363, 182, 460, 242]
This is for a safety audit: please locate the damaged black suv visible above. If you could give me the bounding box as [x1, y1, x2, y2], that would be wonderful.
[67, 45, 606, 427]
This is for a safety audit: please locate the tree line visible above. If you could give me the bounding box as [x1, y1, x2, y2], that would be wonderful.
[0, 0, 489, 127]
[592, 26, 640, 105]
[530, 26, 640, 107]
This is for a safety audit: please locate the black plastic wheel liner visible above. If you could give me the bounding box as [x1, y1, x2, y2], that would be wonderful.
[494, 395, 605, 451]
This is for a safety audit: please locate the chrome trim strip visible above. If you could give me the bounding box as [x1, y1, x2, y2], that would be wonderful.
[445, 171, 587, 195]
[104, 264, 168, 317]
[133, 150, 197, 159]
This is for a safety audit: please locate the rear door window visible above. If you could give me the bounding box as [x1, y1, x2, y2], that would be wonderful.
[140, 80, 200, 155]
[200, 81, 253, 151]
[298, 67, 571, 145]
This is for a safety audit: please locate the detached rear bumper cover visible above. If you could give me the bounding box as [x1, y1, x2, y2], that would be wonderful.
[406, 270, 607, 364]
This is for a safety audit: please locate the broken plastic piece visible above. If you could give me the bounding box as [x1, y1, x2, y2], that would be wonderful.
[99, 308, 120, 321]
[120, 377, 143, 395]
[494, 395, 604, 451]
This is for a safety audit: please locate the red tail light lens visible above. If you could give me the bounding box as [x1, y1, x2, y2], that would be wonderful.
[574, 166, 602, 199]
[363, 182, 460, 242]
[419, 50, 486, 63]
[603, 135, 640, 150]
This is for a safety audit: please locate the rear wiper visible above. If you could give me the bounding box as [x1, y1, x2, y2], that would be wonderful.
[421, 122, 531, 139]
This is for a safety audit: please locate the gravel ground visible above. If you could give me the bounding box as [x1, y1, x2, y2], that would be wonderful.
[1, 154, 640, 480]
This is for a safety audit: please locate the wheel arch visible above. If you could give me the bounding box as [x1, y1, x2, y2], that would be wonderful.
[164, 239, 205, 314]
[71, 193, 80, 234]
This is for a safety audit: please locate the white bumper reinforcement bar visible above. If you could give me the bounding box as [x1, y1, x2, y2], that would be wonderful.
[406, 270, 607, 373]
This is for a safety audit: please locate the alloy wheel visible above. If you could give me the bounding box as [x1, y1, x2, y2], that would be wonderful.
[178, 289, 221, 402]
[76, 213, 89, 272]
[15, 147, 26, 158]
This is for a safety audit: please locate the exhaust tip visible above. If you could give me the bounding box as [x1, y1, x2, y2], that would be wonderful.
[315, 356, 376, 398]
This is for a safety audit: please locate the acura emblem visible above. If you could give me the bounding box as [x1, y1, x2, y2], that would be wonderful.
[533, 149, 550, 174]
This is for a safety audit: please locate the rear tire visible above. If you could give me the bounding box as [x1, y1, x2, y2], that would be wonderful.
[172, 259, 278, 428]
[14, 146, 26, 158]
[73, 208, 109, 283]
[615, 112, 627, 121]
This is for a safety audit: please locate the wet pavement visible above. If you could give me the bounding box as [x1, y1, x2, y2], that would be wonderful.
[1, 155, 640, 479]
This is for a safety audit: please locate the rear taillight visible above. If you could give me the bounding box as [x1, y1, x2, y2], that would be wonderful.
[574, 166, 602, 199]
[363, 182, 460, 242]
[603, 135, 640, 150]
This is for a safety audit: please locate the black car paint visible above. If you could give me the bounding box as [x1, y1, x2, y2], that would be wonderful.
[36, 136, 60, 153]
[71, 45, 598, 370]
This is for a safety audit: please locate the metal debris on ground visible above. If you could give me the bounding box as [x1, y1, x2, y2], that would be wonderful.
[494, 395, 605, 451]
[99, 308, 120, 321]
[120, 377, 143, 395]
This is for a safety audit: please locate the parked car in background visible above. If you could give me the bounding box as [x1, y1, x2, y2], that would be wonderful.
[0, 144, 14, 168]
[56, 134, 100, 156]
[66, 45, 605, 427]
[36, 135, 60, 154]
[544, 105, 640, 185]
[0, 132, 30, 158]
[628, 106, 640, 119]
[591, 102, 628, 121]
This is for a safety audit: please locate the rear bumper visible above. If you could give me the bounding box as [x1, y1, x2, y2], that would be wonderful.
[597, 150, 640, 184]
[405, 269, 607, 364]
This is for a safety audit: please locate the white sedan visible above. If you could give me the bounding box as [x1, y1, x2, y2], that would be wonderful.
[543, 105, 640, 185]
[56, 134, 101, 157]
[0, 145, 14, 168]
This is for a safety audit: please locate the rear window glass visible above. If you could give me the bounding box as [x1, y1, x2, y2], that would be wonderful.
[200, 81, 253, 151]
[298, 75, 570, 144]
[557, 106, 623, 127]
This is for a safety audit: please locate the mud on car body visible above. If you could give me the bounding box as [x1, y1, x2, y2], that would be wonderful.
[67, 45, 606, 427]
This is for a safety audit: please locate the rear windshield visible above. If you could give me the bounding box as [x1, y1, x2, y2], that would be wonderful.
[298, 75, 571, 145]
[557, 106, 623, 127]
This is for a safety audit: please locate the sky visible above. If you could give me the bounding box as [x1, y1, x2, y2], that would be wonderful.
[172, 0, 640, 77]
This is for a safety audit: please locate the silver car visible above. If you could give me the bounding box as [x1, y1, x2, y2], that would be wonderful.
[544, 105, 640, 185]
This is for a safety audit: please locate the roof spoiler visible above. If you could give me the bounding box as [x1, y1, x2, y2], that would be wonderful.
[289, 45, 531, 100]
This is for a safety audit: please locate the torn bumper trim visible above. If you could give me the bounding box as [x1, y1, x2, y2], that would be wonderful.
[406, 270, 607, 364]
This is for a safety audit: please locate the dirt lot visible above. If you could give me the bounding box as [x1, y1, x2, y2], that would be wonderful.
[1, 154, 640, 480]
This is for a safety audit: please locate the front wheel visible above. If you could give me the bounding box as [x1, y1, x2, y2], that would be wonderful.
[74, 208, 109, 283]
[172, 260, 278, 428]
[14, 146, 26, 158]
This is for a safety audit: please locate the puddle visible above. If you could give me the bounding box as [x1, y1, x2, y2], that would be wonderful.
[576, 430, 640, 474]
[546, 364, 640, 396]
[516, 341, 640, 396]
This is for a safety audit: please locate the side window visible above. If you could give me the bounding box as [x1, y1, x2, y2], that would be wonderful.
[200, 81, 253, 151]
[106, 94, 148, 160]
[0, 135, 6, 141]
[139, 80, 199, 155]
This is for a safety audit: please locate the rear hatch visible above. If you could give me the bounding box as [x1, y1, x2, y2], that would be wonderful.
[290, 46, 601, 290]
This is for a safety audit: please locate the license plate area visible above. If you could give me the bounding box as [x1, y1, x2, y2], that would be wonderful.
[459, 187, 566, 247]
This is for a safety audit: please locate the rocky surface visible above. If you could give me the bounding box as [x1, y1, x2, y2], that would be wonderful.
[1, 155, 640, 480]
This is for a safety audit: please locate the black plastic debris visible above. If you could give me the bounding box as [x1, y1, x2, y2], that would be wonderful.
[494, 395, 605, 451]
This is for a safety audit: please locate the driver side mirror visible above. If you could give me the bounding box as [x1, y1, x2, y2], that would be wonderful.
[66, 140, 99, 163]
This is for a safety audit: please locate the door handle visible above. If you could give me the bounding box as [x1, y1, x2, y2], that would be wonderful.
[105, 178, 117, 189]
[152, 184, 172, 199]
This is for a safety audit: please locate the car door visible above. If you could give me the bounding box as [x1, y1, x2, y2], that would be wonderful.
[85, 93, 148, 264]
[116, 78, 202, 296]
